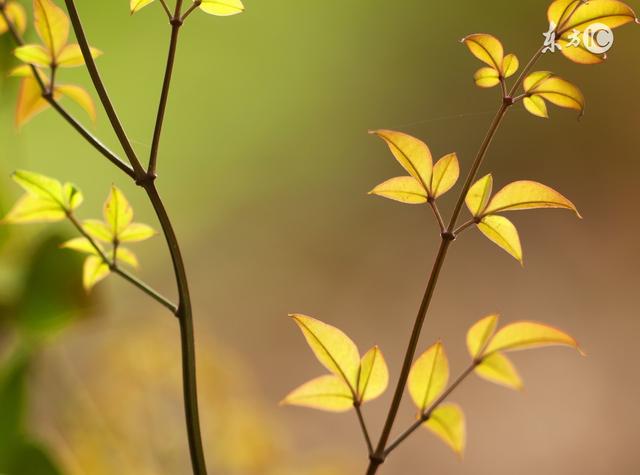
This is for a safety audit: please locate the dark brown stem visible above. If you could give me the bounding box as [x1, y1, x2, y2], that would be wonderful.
[159, 0, 172, 19]
[64, 0, 146, 180]
[355, 402, 374, 455]
[148, 0, 185, 176]
[181, 1, 201, 22]
[428, 199, 445, 233]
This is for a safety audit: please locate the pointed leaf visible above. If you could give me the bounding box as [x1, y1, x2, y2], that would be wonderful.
[118, 223, 156, 242]
[12, 170, 64, 204]
[130, 0, 156, 14]
[116, 247, 139, 268]
[475, 352, 523, 390]
[199, 0, 245, 16]
[550, 0, 638, 37]
[369, 176, 427, 204]
[16, 77, 51, 128]
[34, 0, 70, 58]
[465, 174, 492, 217]
[61, 237, 100, 256]
[523, 95, 549, 118]
[462, 33, 504, 72]
[63, 182, 83, 210]
[502, 53, 519, 78]
[408, 341, 449, 412]
[477, 215, 523, 263]
[2, 195, 65, 224]
[83, 255, 110, 291]
[466, 314, 499, 359]
[485, 321, 583, 355]
[56, 84, 96, 121]
[83, 219, 112, 242]
[484, 180, 580, 216]
[56, 44, 102, 68]
[473, 67, 500, 88]
[371, 130, 433, 193]
[524, 72, 584, 116]
[281, 375, 353, 413]
[357, 346, 389, 403]
[430, 153, 459, 198]
[424, 403, 465, 456]
[104, 185, 133, 238]
[14, 44, 52, 67]
[0, 2, 28, 36]
[290, 314, 360, 390]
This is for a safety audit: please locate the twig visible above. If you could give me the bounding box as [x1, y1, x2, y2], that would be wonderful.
[355, 403, 374, 455]
[428, 199, 446, 233]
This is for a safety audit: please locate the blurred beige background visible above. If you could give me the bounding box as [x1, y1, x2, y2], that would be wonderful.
[1, 0, 639, 474]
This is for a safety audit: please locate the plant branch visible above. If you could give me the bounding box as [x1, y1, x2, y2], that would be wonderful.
[159, 0, 172, 19]
[452, 218, 476, 236]
[428, 199, 446, 233]
[181, 1, 201, 22]
[148, 0, 185, 176]
[355, 403, 374, 455]
[383, 362, 477, 457]
[64, 0, 146, 180]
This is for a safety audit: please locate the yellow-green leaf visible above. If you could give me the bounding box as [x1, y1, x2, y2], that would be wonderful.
[56, 44, 102, 68]
[61, 237, 101, 256]
[484, 180, 580, 216]
[199, 0, 245, 16]
[551, 0, 638, 37]
[34, 0, 70, 58]
[83, 219, 112, 242]
[477, 215, 523, 263]
[118, 223, 156, 242]
[16, 76, 51, 127]
[369, 176, 427, 204]
[14, 44, 52, 67]
[431, 153, 459, 198]
[290, 314, 360, 390]
[523, 95, 549, 118]
[465, 174, 492, 217]
[83, 255, 110, 291]
[466, 314, 499, 359]
[462, 33, 504, 72]
[104, 185, 134, 238]
[13, 170, 64, 203]
[56, 84, 96, 121]
[424, 403, 465, 456]
[475, 352, 523, 390]
[502, 53, 519, 78]
[63, 182, 83, 210]
[0, 2, 28, 36]
[130, 0, 156, 13]
[523, 72, 584, 117]
[1, 195, 65, 224]
[408, 341, 449, 412]
[371, 130, 433, 193]
[9, 64, 36, 77]
[116, 247, 139, 268]
[484, 321, 583, 355]
[357, 346, 388, 403]
[473, 67, 500, 88]
[281, 375, 353, 413]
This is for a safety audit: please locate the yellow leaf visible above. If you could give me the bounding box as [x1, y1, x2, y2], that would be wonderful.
[523, 72, 584, 117]
[199, 0, 245, 16]
[462, 33, 504, 72]
[12, 169, 64, 203]
[0, 2, 28, 36]
[523, 95, 549, 118]
[371, 130, 433, 193]
[484, 180, 580, 216]
[290, 314, 360, 390]
[408, 341, 449, 412]
[281, 375, 354, 413]
[466, 314, 499, 359]
[118, 223, 156, 242]
[369, 176, 427, 204]
[550, 0, 638, 38]
[14, 44, 52, 67]
[1, 195, 65, 224]
[56, 84, 96, 121]
[9, 65, 36, 77]
[502, 53, 519, 78]
[430, 153, 459, 198]
[83, 255, 110, 291]
[477, 215, 523, 263]
[130, 0, 156, 14]
[16, 76, 51, 128]
[104, 185, 134, 238]
[34, 0, 70, 58]
[475, 352, 523, 390]
[424, 403, 465, 456]
[83, 219, 112, 242]
[484, 321, 583, 355]
[62, 182, 83, 210]
[473, 67, 500, 88]
[56, 44, 102, 68]
[465, 174, 492, 217]
[357, 346, 389, 403]
[61, 237, 101, 255]
[116, 247, 139, 268]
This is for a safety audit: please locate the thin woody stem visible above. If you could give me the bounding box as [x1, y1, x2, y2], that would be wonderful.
[181, 1, 201, 22]
[159, 0, 172, 19]
[355, 403, 374, 455]
[428, 199, 446, 233]
[452, 218, 476, 236]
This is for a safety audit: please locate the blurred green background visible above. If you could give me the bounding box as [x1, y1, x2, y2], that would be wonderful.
[1, 0, 639, 474]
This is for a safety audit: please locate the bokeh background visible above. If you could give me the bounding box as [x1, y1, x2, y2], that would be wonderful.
[1, 0, 639, 474]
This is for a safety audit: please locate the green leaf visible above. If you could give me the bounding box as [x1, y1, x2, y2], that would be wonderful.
[477, 215, 523, 263]
[281, 375, 353, 412]
[357, 346, 389, 403]
[2, 195, 66, 224]
[290, 314, 360, 390]
[424, 403, 465, 456]
[83, 219, 112, 242]
[408, 341, 449, 412]
[12, 170, 64, 204]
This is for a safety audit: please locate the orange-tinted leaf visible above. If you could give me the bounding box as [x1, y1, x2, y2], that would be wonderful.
[16, 77, 51, 128]
[0, 2, 28, 36]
